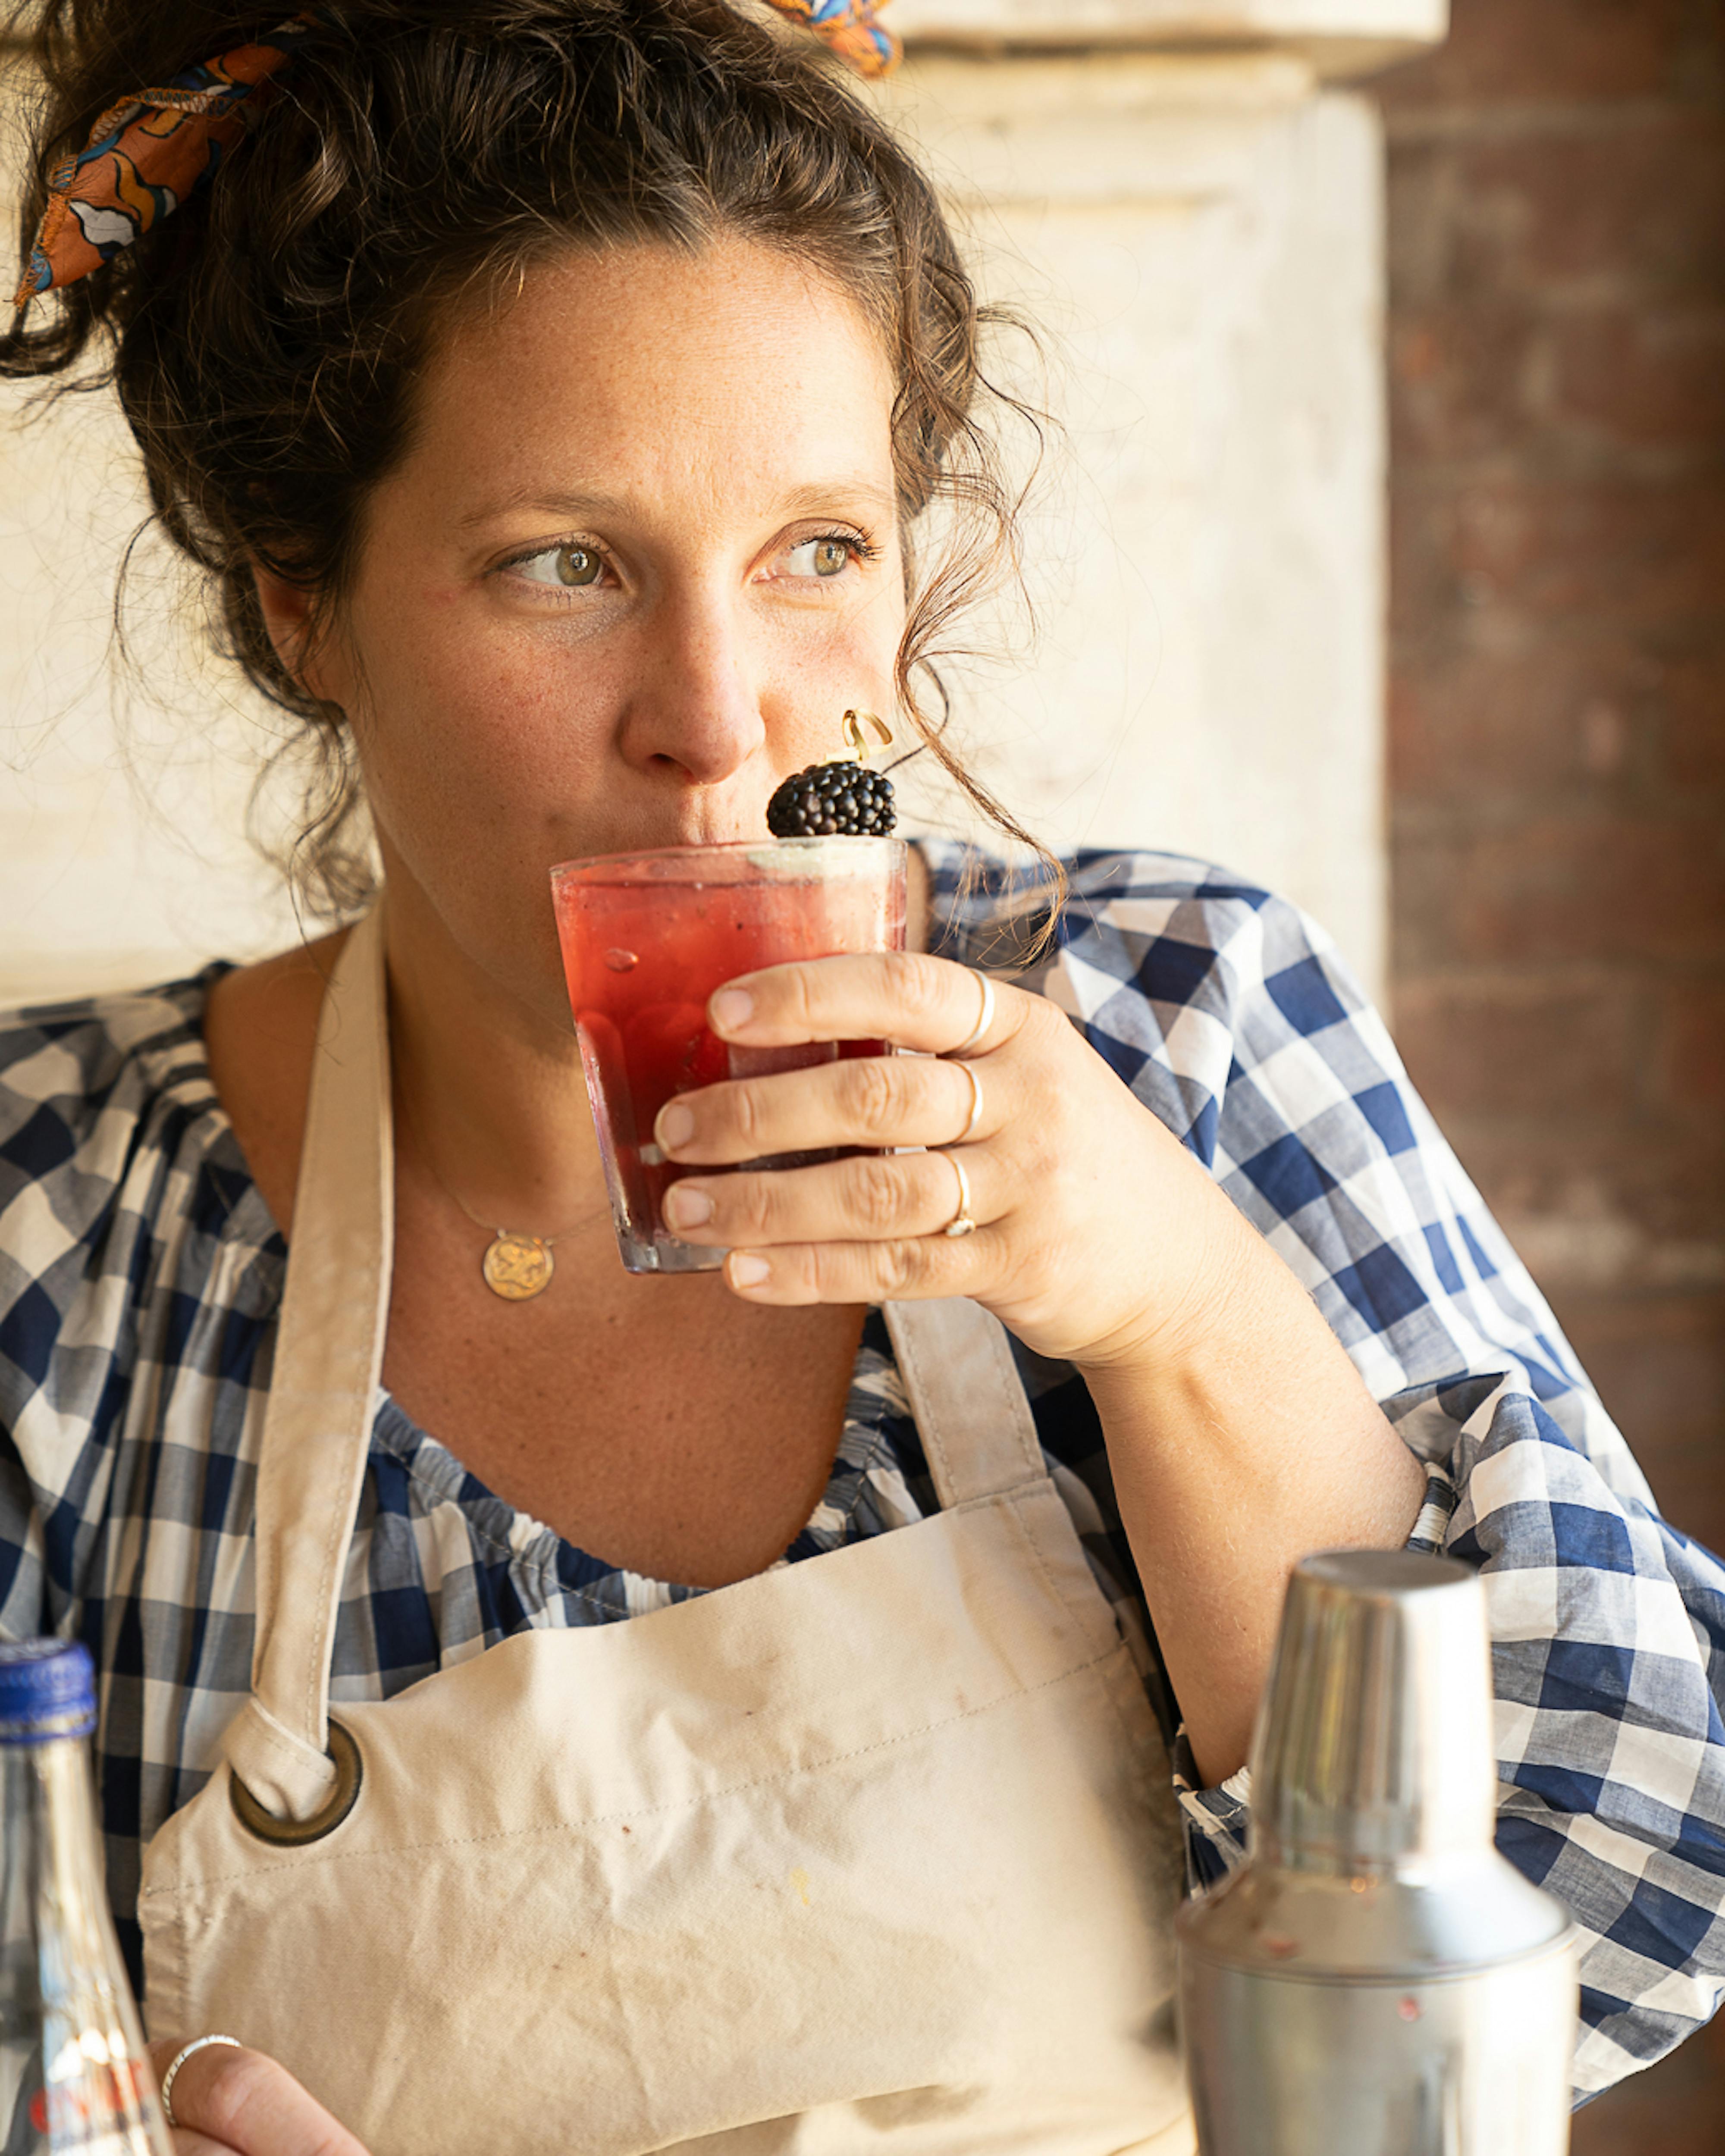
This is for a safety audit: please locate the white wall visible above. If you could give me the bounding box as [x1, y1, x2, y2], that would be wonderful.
[0, 387, 306, 1001]
[1, 6, 1440, 1005]
[880, 53, 1389, 996]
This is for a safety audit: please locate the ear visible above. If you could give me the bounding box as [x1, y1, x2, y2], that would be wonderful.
[251, 563, 345, 706]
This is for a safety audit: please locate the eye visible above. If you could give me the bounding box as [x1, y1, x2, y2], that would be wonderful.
[781, 536, 859, 580]
[511, 543, 607, 589]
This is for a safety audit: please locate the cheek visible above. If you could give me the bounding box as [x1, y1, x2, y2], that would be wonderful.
[348, 592, 608, 794]
[782, 580, 905, 702]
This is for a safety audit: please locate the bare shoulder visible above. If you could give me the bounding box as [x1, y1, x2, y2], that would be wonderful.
[203, 930, 349, 1236]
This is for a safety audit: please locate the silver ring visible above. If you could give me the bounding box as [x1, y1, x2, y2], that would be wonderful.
[949, 970, 995, 1059]
[160, 2034, 243, 2127]
[939, 1150, 978, 1238]
[953, 1059, 985, 1143]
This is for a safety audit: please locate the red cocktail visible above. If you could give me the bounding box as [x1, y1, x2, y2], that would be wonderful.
[550, 837, 907, 1272]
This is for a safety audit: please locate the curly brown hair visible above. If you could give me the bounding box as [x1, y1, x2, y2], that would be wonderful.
[3, 0, 1054, 917]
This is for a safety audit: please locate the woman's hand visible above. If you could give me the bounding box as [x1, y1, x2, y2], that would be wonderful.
[652, 950, 1241, 1373]
[148, 2041, 370, 2156]
[656, 950, 1427, 1784]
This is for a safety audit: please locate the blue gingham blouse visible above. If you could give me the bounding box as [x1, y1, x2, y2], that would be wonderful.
[2, 843, 1722, 2103]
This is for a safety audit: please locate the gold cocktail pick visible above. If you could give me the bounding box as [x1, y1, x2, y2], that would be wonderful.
[841, 709, 894, 760]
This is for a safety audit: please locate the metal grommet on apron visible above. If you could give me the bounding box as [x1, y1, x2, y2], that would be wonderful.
[229, 1719, 363, 1848]
[139, 903, 1197, 2156]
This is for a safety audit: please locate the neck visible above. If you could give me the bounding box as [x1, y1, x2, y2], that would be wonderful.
[382, 862, 606, 1241]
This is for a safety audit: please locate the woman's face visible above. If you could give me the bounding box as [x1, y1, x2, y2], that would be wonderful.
[295, 238, 906, 1013]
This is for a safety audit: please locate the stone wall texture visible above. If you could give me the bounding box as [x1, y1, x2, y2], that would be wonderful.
[1379, 2, 1725, 2138]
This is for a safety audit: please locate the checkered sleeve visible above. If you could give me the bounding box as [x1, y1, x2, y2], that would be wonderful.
[1002, 849, 1725, 2098]
[0, 1009, 110, 1644]
[0, 982, 221, 1651]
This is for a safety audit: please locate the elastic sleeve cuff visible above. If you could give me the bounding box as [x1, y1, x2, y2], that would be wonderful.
[1405, 1456, 1459, 1555]
[1173, 1730, 1251, 1889]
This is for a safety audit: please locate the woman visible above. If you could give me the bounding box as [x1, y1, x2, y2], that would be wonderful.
[2, 4, 1721, 2151]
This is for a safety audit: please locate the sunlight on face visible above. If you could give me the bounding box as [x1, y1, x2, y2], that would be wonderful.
[316, 238, 906, 1006]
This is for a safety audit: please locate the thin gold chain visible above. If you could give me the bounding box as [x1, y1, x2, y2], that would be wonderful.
[394, 1081, 607, 1247]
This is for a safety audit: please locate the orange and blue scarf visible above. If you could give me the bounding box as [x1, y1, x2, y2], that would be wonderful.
[767, 0, 898, 77]
[13, 16, 317, 306]
[14, 2, 900, 310]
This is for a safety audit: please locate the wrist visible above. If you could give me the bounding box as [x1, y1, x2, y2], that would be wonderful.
[1073, 1188, 1270, 1396]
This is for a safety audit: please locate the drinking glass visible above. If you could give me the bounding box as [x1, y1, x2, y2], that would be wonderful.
[550, 837, 907, 1273]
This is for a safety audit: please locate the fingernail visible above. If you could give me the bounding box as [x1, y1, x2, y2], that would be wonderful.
[728, 1252, 771, 1288]
[710, 988, 754, 1035]
[663, 1183, 713, 1230]
[655, 1102, 695, 1153]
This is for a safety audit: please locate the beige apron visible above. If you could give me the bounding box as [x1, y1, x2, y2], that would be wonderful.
[139, 907, 1195, 2156]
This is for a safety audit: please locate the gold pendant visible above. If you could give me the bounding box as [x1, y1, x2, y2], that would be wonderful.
[481, 1232, 555, 1301]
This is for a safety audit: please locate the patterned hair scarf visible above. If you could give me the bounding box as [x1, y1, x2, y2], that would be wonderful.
[762, 0, 900, 76]
[13, 16, 319, 307]
[14, 2, 900, 311]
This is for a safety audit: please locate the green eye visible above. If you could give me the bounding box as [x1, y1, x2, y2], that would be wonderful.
[555, 546, 602, 586]
[782, 537, 855, 580]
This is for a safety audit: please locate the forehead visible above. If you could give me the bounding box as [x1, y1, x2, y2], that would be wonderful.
[407, 238, 899, 515]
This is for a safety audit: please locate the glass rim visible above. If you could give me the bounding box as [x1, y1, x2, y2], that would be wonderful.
[549, 834, 905, 887]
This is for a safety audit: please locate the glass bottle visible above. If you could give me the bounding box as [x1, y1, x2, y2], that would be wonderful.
[1, 1640, 173, 2154]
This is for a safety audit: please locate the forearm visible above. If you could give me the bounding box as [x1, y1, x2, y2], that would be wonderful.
[1082, 1211, 1427, 1788]
[679, 946, 1429, 1781]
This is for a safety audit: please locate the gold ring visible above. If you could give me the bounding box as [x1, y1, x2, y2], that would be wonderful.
[949, 970, 994, 1059]
[940, 1150, 978, 1238]
[953, 1059, 984, 1142]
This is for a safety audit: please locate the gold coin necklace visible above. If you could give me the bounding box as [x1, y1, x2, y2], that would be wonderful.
[477, 1229, 562, 1303]
[397, 1086, 607, 1303]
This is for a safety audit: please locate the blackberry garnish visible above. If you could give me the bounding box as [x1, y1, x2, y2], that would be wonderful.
[766, 758, 897, 838]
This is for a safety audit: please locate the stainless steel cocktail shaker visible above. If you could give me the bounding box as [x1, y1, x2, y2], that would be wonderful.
[1177, 1549, 1578, 2155]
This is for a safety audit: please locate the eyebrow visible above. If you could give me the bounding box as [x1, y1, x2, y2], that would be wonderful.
[456, 476, 899, 532]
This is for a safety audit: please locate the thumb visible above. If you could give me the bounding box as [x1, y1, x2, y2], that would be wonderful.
[149, 2039, 370, 2156]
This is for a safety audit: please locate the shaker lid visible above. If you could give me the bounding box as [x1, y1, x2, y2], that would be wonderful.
[1251, 1547, 1494, 1870]
[0, 1639, 97, 1742]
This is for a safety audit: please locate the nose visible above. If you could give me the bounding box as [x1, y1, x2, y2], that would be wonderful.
[615, 584, 767, 788]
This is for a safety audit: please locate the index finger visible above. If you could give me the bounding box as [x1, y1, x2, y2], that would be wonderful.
[148, 2040, 370, 2156]
[709, 952, 1012, 1059]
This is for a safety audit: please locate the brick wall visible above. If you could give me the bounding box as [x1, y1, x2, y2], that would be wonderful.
[1379, 0, 1725, 2141]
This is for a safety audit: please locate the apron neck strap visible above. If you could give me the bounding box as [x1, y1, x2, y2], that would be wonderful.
[882, 1300, 1044, 1507]
[225, 904, 394, 1822]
